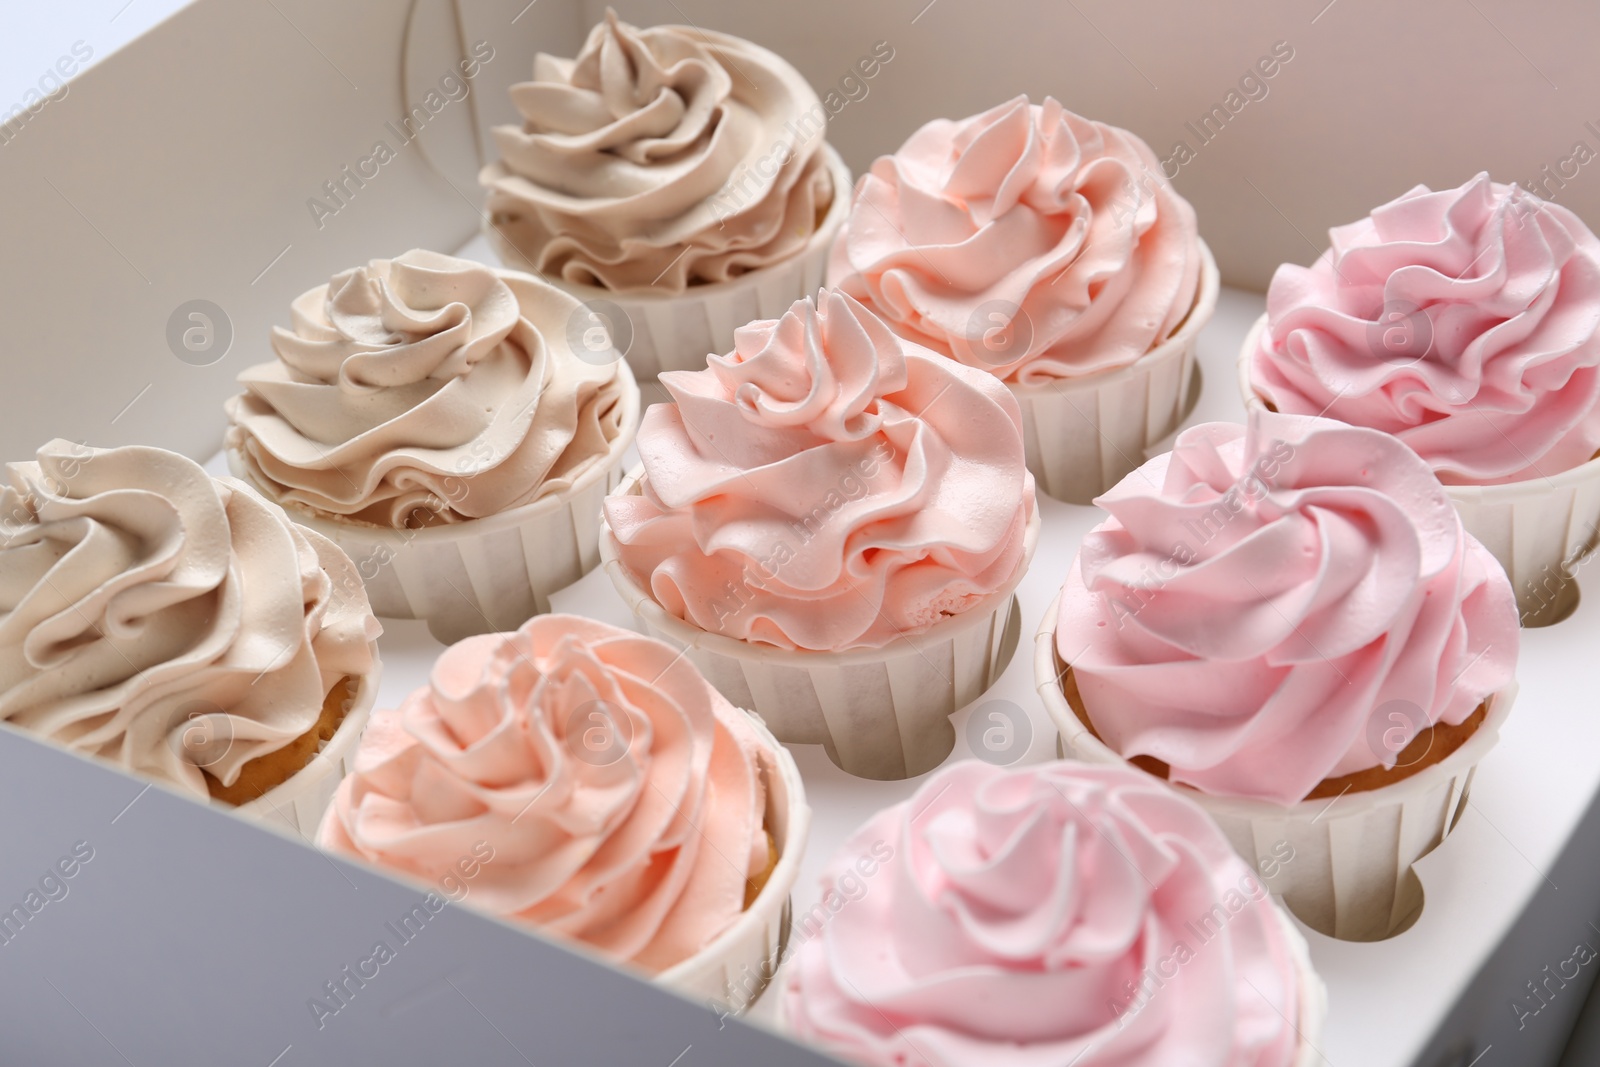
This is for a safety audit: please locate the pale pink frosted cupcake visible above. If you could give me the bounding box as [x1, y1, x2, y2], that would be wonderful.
[319, 614, 806, 1008]
[783, 760, 1324, 1067]
[830, 95, 1217, 502]
[1037, 411, 1520, 940]
[1242, 173, 1600, 622]
[599, 290, 1038, 780]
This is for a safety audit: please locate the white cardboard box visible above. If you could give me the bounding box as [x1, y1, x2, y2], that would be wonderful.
[3, 2, 1600, 1065]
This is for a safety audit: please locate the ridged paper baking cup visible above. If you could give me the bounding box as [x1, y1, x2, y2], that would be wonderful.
[1008, 239, 1218, 505]
[1283, 910, 1330, 1067]
[234, 652, 380, 838]
[1238, 312, 1600, 627]
[660, 711, 810, 1013]
[228, 383, 639, 646]
[601, 470, 1038, 781]
[488, 146, 852, 381]
[1034, 596, 1517, 942]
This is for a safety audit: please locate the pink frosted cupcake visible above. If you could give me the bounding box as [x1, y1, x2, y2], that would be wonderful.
[783, 760, 1325, 1067]
[319, 614, 806, 1009]
[1037, 411, 1520, 940]
[1242, 173, 1600, 623]
[480, 12, 850, 378]
[829, 95, 1218, 503]
[599, 290, 1039, 780]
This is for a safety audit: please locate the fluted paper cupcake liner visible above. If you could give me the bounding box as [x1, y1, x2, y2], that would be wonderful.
[228, 385, 639, 646]
[488, 146, 852, 381]
[601, 470, 1039, 780]
[660, 712, 810, 1013]
[1008, 239, 1219, 505]
[1283, 909, 1329, 1067]
[1035, 596, 1517, 942]
[1239, 312, 1600, 626]
[234, 653, 380, 838]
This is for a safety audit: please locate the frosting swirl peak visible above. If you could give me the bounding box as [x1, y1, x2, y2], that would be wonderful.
[1055, 413, 1518, 805]
[604, 290, 1035, 651]
[319, 615, 769, 974]
[1249, 172, 1600, 484]
[481, 12, 836, 293]
[783, 760, 1311, 1067]
[226, 250, 634, 527]
[828, 95, 1202, 383]
[0, 441, 380, 799]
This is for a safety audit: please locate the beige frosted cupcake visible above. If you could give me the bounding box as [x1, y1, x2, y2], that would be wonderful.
[0, 440, 382, 833]
[601, 290, 1037, 780]
[319, 614, 807, 1011]
[225, 249, 639, 644]
[828, 95, 1216, 504]
[479, 11, 850, 378]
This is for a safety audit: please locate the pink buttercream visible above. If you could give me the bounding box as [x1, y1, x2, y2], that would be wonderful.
[603, 289, 1035, 652]
[1056, 412, 1518, 805]
[784, 760, 1308, 1067]
[1249, 173, 1600, 485]
[828, 95, 1202, 384]
[319, 615, 770, 974]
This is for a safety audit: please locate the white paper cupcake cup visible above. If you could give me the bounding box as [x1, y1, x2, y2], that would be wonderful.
[1239, 312, 1600, 627]
[660, 711, 810, 1013]
[1006, 239, 1219, 505]
[233, 651, 380, 838]
[600, 469, 1039, 781]
[1280, 909, 1329, 1067]
[227, 382, 640, 646]
[1035, 594, 1517, 942]
[488, 146, 852, 381]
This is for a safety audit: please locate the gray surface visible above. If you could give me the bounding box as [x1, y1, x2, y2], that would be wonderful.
[1414, 781, 1600, 1067]
[0, 725, 839, 1067]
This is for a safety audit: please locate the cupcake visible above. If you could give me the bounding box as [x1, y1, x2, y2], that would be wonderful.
[600, 289, 1039, 780]
[1037, 412, 1520, 940]
[1242, 173, 1600, 625]
[224, 249, 639, 644]
[0, 440, 382, 832]
[479, 11, 850, 378]
[318, 614, 807, 1009]
[782, 760, 1325, 1067]
[828, 95, 1218, 504]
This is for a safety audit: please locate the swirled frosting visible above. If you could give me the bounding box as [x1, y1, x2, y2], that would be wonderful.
[1055, 413, 1518, 805]
[828, 95, 1202, 384]
[480, 11, 836, 293]
[0, 441, 380, 799]
[604, 290, 1035, 652]
[225, 249, 634, 527]
[784, 760, 1309, 1067]
[320, 614, 770, 973]
[1248, 173, 1600, 485]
